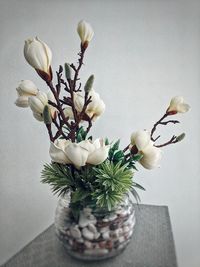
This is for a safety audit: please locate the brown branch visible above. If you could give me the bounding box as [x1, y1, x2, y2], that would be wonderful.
[150, 113, 168, 141]
[52, 118, 68, 140]
[46, 81, 71, 128]
[159, 120, 180, 125]
[123, 144, 130, 153]
[45, 45, 89, 143]
[154, 135, 178, 148]
[45, 124, 54, 142]
[72, 45, 86, 92]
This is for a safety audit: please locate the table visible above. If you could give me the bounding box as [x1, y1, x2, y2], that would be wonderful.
[2, 204, 177, 267]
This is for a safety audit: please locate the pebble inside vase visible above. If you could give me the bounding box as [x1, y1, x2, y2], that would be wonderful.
[55, 192, 136, 260]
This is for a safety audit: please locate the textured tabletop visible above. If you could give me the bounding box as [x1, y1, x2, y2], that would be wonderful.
[2, 204, 177, 267]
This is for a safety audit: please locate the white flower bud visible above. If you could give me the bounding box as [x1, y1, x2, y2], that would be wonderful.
[86, 90, 105, 121]
[130, 130, 161, 170]
[29, 91, 48, 114]
[167, 96, 190, 115]
[28, 91, 56, 122]
[15, 80, 38, 108]
[24, 37, 52, 82]
[43, 105, 52, 124]
[15, 96, 30, 108]
[84, 75, 94, 93]
[175, 133, 186, 142]
[16, 80, 38, 96]
[64, 63, 72, 80]
[77, 20, 94, 48]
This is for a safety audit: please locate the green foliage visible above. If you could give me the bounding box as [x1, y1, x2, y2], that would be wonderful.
[71, 188, 90, 203]
[125, 153, 143, 170]
[76, 126, 88, 142]
[93, 161, 133, 210]
[131, 187, 141, 203]
[108, 139, 120, 161]
[41, 163, 75, 196]
[41, 139, 146, 214]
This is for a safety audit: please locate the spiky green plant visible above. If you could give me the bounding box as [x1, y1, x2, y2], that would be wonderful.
[92, 161, 133, 210]
[41, 163, 76, 196]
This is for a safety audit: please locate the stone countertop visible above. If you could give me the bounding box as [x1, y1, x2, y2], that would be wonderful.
[1, 204, 177, 267]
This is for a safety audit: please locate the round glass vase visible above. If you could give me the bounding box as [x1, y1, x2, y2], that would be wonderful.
[54, 192, 136, 261]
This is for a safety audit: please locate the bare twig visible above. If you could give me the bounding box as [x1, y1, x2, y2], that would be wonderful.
[154, 135, 178, 148]
[45, 124, 54, 142]
[151, 112, 180, 142]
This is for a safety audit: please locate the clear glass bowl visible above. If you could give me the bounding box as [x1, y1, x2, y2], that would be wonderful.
[54, 192, 136, 260]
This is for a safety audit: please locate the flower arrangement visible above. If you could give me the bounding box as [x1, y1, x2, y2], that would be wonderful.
[15, 20, 190, 216]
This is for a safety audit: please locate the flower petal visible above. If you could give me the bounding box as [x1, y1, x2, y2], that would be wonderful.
[32, 112, 43, 121]
[16, 80, 38, 96]
[131, 130, 151, 151]
[15, 96, 29, 108]
[49, 140, 71, 164]
[79, 140, 95, 153]
[87, 145, 109, 165]
[140, 144, 162, 169]
[28, 95, 44, 114]
[65, 143, 89, 168]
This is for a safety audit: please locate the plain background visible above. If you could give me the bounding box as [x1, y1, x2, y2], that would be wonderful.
[0, 0, 199, 266]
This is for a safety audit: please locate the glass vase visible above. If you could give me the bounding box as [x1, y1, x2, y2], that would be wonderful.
[54, 191, 136, 260]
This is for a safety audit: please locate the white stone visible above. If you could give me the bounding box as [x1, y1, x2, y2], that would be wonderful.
[83, 207, 92, 215]
[82, 227, 95, 240]
[118, 236, 125, 243]
[123, 226, 130, 233]
[123, 213, 135, 226]
[88, 214, 96, 221]
[78, 212, 97, 228]
[69, 239, 73, 246]
[116, 208, 123, 215]
[115, 228, 123, 237]
[104, 213, 117, 222]
[108, 213, 117, 221]
[127, 206, 132, 215]
[88, 223, 97, 233]
[69, 225, 82, 239]
[94, 232, 100, 239]
[84, 240, 93, 249]
[119, 210, 128, 217]
[100, 226, 109, 233]
[126, 229, 133, 239]
[102, 231, 110, 240]
[84, 248, 109, 255]
[77, 238, 84, 243]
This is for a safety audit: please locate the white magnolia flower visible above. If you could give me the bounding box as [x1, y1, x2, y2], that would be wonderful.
[24, 37, 52, 81]
[130, 130, 161, 170]
[64, 89, 105, 121]
[49, 138, 109, 168]
[15, 80, 38, 108]
[131, 130, 151, 151]
[28, 91, 56, 122]
[140, 145, 162, 170]
[86, 90, 105, 120]
[77, 20, 94, 46]
[167, 96, 190, 114]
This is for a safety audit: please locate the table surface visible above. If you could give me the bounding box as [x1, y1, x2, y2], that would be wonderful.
[2, 204, 177, 267]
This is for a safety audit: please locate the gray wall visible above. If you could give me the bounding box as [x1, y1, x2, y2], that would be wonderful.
[0, 0, 199, 266]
